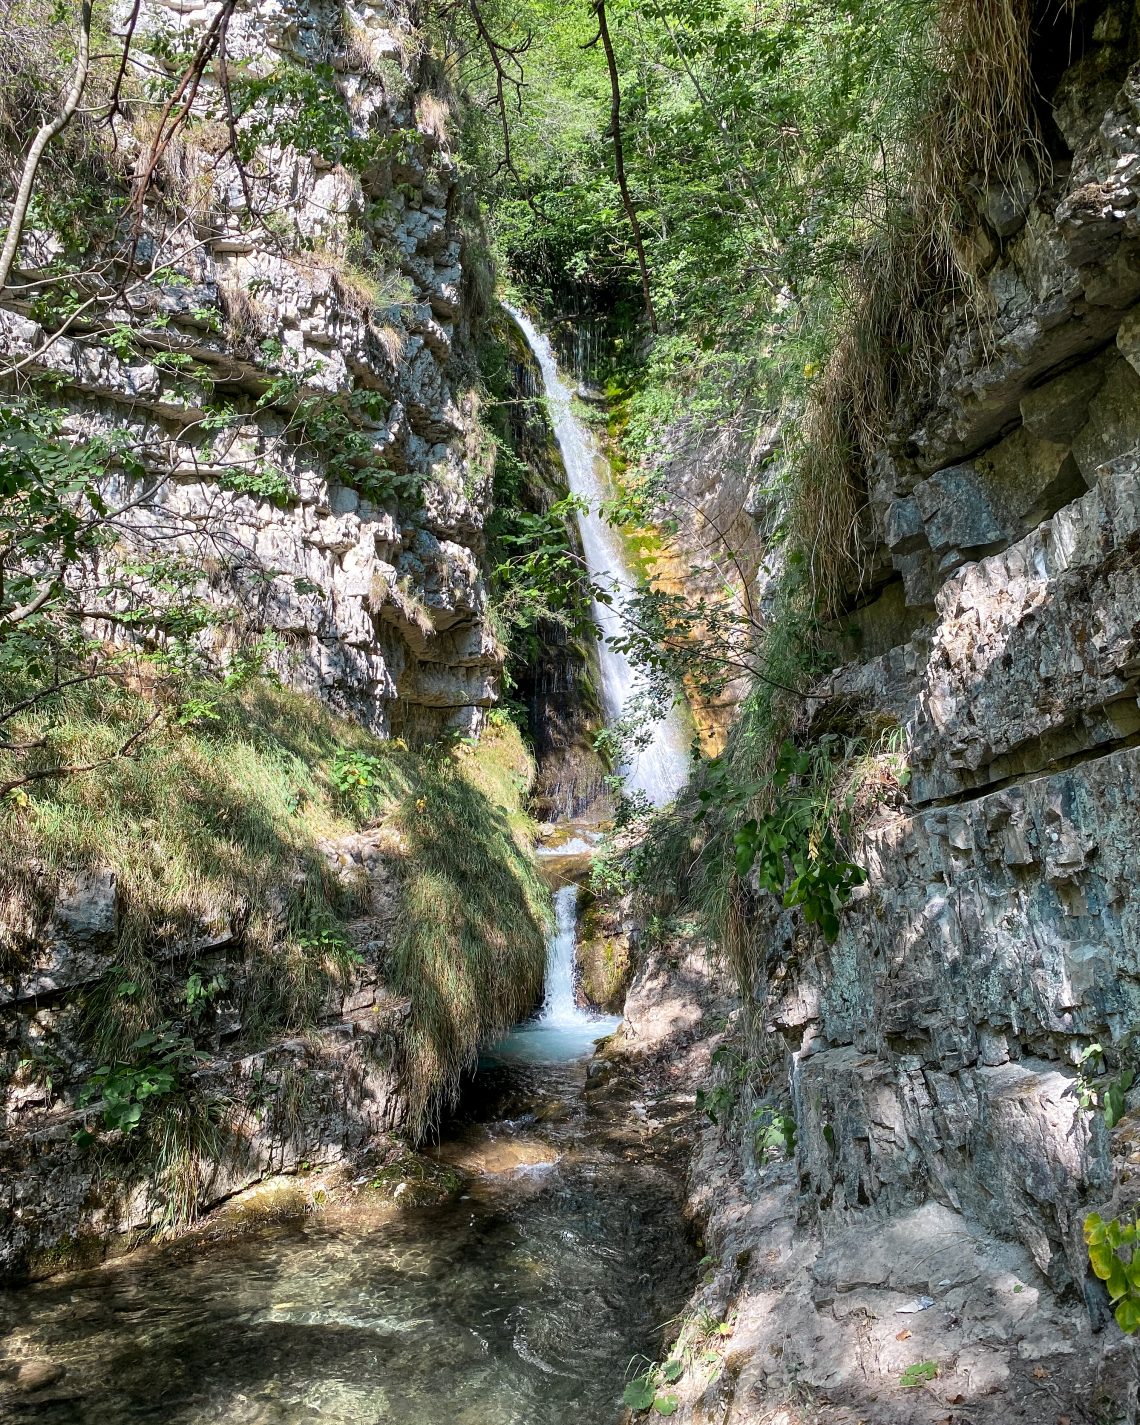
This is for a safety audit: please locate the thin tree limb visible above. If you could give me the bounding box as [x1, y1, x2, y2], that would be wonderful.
[591, 0, 657, 332]
[129, 0, 236, 221]
[465, 0, 545, 220]
[0, 708, 165, 800]
[105, 0, 143, 140]
[0, 0, 94, 292]
[0, 670, 107, 727]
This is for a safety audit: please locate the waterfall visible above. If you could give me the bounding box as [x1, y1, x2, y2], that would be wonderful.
[538, 883, 585, 1026]
[488, 880, 619, 1065]
[507, 307, 690, 808]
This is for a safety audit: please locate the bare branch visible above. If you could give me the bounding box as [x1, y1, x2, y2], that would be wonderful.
[0, 0, 94, 293]
[0, 707, 165, 800]
[0, 560, 67, 630]
[0, 670, 108, 727]
[216, 5, 256, 215]
[465, 0, 545, 220]
[128, 0, 236, 224]
[105, 0, 143, 139]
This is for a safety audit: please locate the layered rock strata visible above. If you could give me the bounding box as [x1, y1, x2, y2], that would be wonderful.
[656, 7, 1140, 1417]
[784, 13, 1140, 1308]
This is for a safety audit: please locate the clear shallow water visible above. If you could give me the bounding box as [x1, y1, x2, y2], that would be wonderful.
[483, 1017, 618, 1065]
[0, 890, 690, 1425]
[0, 1059, 693, 1425]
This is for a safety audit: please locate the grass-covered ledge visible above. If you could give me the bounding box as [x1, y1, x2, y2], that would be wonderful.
[0, 676, 550, 1224]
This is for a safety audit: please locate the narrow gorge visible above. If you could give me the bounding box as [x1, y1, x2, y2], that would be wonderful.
[4, 0, 1140, 1423]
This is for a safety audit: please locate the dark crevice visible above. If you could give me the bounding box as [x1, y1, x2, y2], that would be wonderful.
[914, 718, 1140, 815]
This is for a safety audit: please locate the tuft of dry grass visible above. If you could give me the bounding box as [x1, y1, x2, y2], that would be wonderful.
[0, 679, 549, 1145]
[309, 247, 416, 328]
[386, 716, 548, 1135]
[218, 278, 266, 355]
[374, 320, 407, 363]
[791, 0, 1077, 611]
[416, 91, 452, 145]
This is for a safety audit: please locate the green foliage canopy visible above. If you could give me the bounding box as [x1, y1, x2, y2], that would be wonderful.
[446, 0, 939, 437]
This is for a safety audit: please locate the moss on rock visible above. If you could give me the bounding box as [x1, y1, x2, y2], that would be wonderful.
[576, 893, 634, 1014]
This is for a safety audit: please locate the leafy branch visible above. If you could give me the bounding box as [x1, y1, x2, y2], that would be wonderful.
[699, 738, 867, 942]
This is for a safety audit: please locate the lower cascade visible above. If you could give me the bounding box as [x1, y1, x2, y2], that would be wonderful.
[487, 882, 621, 1066]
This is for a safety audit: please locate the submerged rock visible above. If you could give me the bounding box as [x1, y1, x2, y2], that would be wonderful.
[14, 1360, 66, 1392]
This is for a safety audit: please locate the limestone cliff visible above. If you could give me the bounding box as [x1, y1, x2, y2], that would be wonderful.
[1, 0, 501, 737]
[792, 8, 1140, 1299]
[641, 7, 1140, 1419]
[0, 0, 532, 1279]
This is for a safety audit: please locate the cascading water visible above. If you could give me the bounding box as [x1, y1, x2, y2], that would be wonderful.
[507, 307, 691, 809]
[488, 882, 620, 1065]
[541, 883, 585, 1023]
[0, 311, 701, 1425]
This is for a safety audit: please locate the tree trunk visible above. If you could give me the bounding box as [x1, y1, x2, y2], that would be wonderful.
[593, 0, 657, 333]
[0, 0, 93, 293]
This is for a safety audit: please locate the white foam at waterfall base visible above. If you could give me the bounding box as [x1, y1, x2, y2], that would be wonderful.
[487, 884, 619, 1065]
[507, 307, 691, 809]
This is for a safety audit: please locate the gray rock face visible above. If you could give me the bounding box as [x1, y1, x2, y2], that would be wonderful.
[1, 0, 501, 736]
[779, 43, 1140, 1332]
[614, 938, 1111, 1425]
[769, 734, 1140, 1286]
[649, 30, 1140, 1418]
[860, 56, 1140, 613]
[892, 462, 1140, 803]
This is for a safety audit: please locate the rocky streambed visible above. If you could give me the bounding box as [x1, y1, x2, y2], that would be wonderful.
[0, 1008, 701, 1425]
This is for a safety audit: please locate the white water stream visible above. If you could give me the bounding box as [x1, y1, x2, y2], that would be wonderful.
[489, 883, 619, 1065]
[507, 308, 691, 809]
[540, 883, 586, 1024]
[491, 309, 693, 1067]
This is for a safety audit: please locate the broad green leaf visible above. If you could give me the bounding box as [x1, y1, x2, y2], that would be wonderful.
[1089, 1242, 1116, 1280]
[899, 1360, 939, 1388]
[623, 1377, 656, 1411]
[1115, 1297, 1140, 1334]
